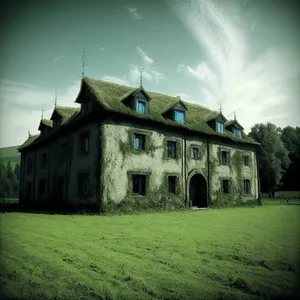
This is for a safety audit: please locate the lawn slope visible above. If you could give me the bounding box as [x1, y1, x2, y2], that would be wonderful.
[1, 203, 299, 300]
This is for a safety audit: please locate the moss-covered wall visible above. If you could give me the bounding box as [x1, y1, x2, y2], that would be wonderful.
[100, 120, 186, 212]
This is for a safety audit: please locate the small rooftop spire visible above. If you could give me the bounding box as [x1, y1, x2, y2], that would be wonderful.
[217, 99, 223, 113]
[28, 130, 31, 137]
[81, 47, 86, 79]
[234, 111, 236, 120]
[41, 104, 44, 120]
[54, 90, 58, 108]
[138, 66, 143, 87]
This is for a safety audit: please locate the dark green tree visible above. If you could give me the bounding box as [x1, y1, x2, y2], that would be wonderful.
[14, 163, 20, 182]
[249, 122, 290, 196]
[0, 164, 12, 198]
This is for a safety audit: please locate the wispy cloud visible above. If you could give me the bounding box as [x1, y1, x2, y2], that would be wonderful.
[0, 79, 80, 147]
[101, 76, 131, 86]
[127, 6, 142, 20]
[137, 47, 154, 65]
[52, 55, 65, 63]
[170, 0, 300, 132]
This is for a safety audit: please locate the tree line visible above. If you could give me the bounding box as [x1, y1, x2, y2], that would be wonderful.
[0, 162, 20, 198]
[249, 124, 300, 196]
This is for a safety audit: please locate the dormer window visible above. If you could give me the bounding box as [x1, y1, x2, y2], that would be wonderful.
[233, 128, 242, 138]
[217, 121, 224, 134]
[174, 110, 185, 124]
[136, 100, 146, 114]
[82, 99, 91, 114]
[54, 118, 60, 129]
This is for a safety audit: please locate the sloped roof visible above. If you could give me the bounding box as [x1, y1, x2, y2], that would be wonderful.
[18, 134, 40, 151]
[83, 77, 256, 144]
[38, 119, 53, 130]
[225, 119, 244, 130]
[50, 106, 80, 125]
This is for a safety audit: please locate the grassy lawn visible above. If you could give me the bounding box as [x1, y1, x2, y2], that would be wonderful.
[0, 201, 299, 300]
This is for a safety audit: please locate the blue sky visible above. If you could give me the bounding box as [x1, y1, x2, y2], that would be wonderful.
[0, 0, 299, 147]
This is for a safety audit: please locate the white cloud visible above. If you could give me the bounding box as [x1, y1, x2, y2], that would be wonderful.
[127, 6, 142, 20]
[0, 79, 81, 147]
[52, 55, 65, 63]
[137, 47, 154, 65]
[170, 0, 300, 133]
[101, 75, 131, 86]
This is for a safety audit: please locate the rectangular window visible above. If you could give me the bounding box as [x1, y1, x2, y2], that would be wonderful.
[168, 176, 176, 194]
[78, 173, 89, 195]
[222, 180, 230, 193]
[132, 175, 146, 195]
[233, 128, 242, 137]
[244, 180, 251, 194]
[134, 134, 145, 150]
[217, 121, 224, 134]
[221, 151, 229, 165]
[41, 153, 47, 168]
[192, 147, 199, 160]
[174, 110, 185, 124]
[136, 101, 146, 113]
[244, 155, 249, 166]
[167, 141, 177, 158]
[80, 133, 90, 154]
[59, 143, 67, 162]
[27, 158, 33, 175]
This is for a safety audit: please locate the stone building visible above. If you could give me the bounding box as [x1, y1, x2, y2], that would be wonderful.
[18, 77, 260, 212]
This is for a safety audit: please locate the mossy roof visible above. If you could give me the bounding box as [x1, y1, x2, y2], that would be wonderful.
[18, 134, 40, 151]
[225, 119, 244, 130]
[51, 106, 80, 125]
[83, 77, 257, 145]
[38, 119, 53, 130]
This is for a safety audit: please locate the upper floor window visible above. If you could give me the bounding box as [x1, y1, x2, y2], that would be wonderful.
[134, 134, 145, 150]
[192, 147, 199, 160]
[233, 128, 242, 137]
[167, 141, 177, 158]
[244, 155, 249, 166]
[80, 133, 90, 154]
[217, 121, 224, 134]
[221, 151, 229, 165]
[174, 110, 185, 124]
[136, 100, 146, 114]
[41, 153, 47, 168]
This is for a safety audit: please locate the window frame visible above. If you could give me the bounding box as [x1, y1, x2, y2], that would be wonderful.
[133, 134, 146, 151]
[192, 147, 199, 160]
[244, 155, 249, 166]
[233, 128, 242, 137]
[136, 99, 146, 114]
[217, 121, 225, 134]
[80, 132, 90, 155]
[174, 110, 185, 124]
[168, 176, 177, 194]
[167, 141, 177, 158]
[222, 179, 230, 194]
[221, 151, 229, 165]
[243, 179, 251, 194]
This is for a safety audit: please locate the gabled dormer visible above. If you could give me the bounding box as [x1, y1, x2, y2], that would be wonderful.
[225, 118, 244, 138]
[38, 119, 53, 137]
[121, 87, 151, 114]
[162, 97, 188, 124]
[206, 112, 227, 134]
[50, 109, 62, 131]
[75, 79, 93, 114]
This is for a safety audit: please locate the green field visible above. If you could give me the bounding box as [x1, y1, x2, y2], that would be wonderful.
[0, 145, 20, 168]
[1, 200, 299, 300]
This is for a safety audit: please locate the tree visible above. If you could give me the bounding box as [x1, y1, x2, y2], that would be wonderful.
[280, 126, 300, 191]
[14, 163, 20, 182]
[248, 123, 290, 196]
[0, 164, 12, 198]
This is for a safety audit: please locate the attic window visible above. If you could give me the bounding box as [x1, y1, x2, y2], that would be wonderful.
[233, 128, 242, 138]
[174, 110, 185, 124]
[217, 121, 224, 134]
[136, 100, 146, 114]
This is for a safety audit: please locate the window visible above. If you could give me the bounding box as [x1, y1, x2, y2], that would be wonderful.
[168, 176, 176, 194]
[244, 155, 249, 166]
[27, 158, 33, 175]
[80, 133, 90, 154]
[41, 153, 47, 168]
[136, 100, 146, 113]
[217, 121, 224, 134]
[59, 143, 67, 162]
[174, 110, 185, 124]
[192, 147, 199, 160]
[222, 180, 230, 193]
[132, 175, 146, 195]
[244, 180, 251, 194]
[78, 173, 89, 195]
[167, 141, 177, 158]
[134, 134, 145, 150]
[221, 151, 229, 165]
[233, 128, 242, 137]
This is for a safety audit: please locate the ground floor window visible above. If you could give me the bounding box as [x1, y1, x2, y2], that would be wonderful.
[222, 180, 230, 193]
[132, 175, 146, 195]
[78, 173, 89, 195]
[168, 176, 176, 194]
[244, 179, 251, 194]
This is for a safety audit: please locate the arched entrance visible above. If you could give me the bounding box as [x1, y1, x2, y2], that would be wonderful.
[189, 174, 208, 207]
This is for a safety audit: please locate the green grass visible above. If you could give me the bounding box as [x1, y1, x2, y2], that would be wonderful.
[1, 201, 299, 300]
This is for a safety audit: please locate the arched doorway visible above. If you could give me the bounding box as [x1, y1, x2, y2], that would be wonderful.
[189, 174, 208, 207]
